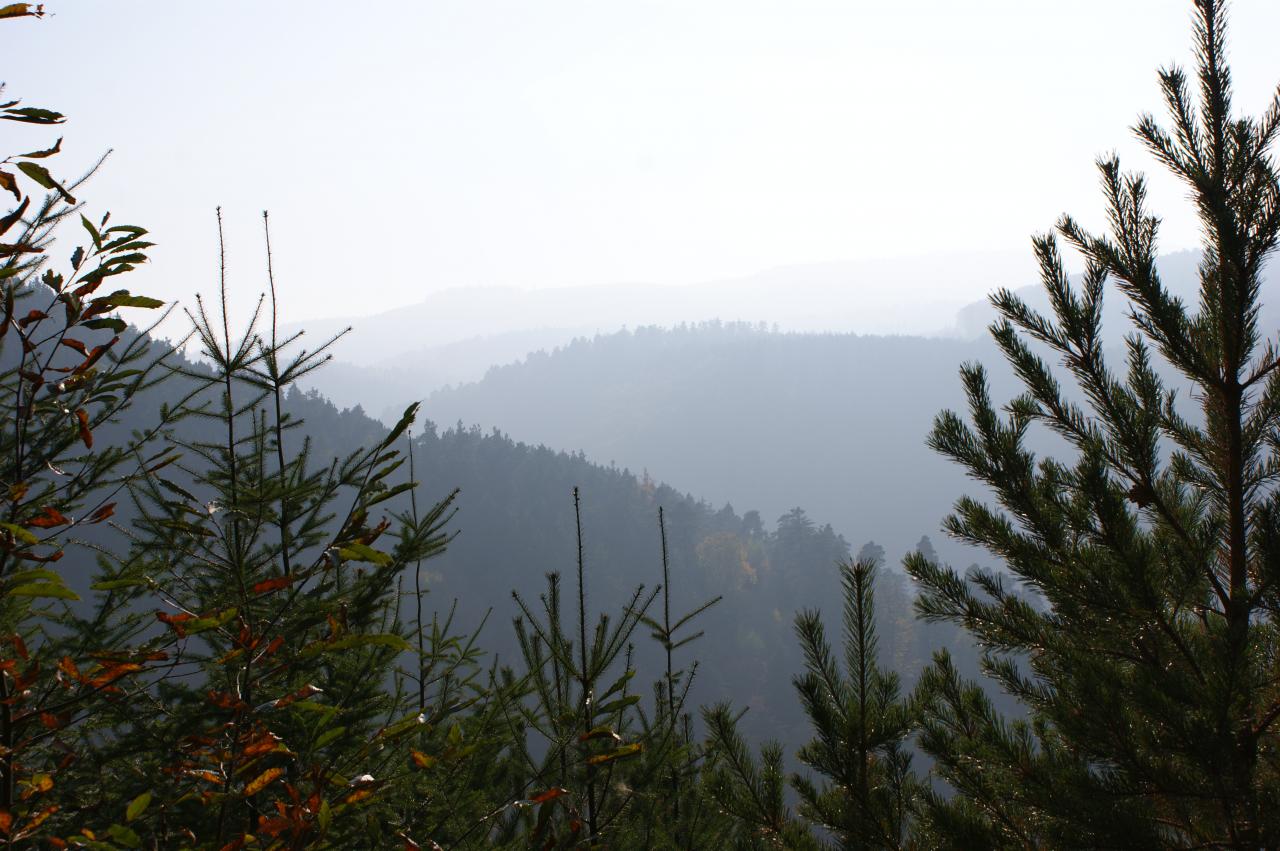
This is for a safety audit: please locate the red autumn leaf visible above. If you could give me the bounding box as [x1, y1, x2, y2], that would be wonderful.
[73, 337, 117, 375]
[12, 548, 63, 564]
[271, 683, 322, 710]
[8, 634, 28, 661]
[257, 815, 292, 838]
[74, 408, 92, 449]
[86, 662, 142, 689]
[251, 575, 293, 595]
[88, 503, 115, 523]
[156, 611, 195, 637]
[0, 810, 10, 834]
[59, 337, 86, 356]
[26, 506, 69, 528]
[16, 309, 46, 328]
[206, 690, 246, 711]
[528, 787, 568, 805]
[241, 731, 284, 759]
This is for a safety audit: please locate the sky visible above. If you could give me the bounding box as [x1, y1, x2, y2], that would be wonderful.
[7, 1, 1280, 328]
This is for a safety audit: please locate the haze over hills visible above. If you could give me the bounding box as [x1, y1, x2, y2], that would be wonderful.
[293, 249, 1264, 566]
[288, 250, 1040, 366]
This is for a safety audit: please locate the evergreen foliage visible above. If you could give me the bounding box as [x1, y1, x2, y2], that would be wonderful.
[906, 0, 1280, 845]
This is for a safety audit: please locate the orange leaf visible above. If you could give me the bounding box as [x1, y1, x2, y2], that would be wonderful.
[271, 683, 321, 710]
[74, 408, 92, 449]
[86, 662, 142, 689]
[23, 805, 56, 831]
[528, 787, 567, 805]
[242, 731, 285, 759]
[156, 611, 195, 637]
[251, 575, 293, 595]
[341, 786, 377, 806]
[244, 766, 284, 796]
[57, 656, 82, 682]
[88, 503, 115, 523]
[257, 815, 292, 838]
[410, 750, 436, 770]
[0, 810, 11, 834]
[185, 769, 224, 785]
[26, 506, 68, 528]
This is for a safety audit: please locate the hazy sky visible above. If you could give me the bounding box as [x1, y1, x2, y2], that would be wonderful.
[8, 1, 1280, 325]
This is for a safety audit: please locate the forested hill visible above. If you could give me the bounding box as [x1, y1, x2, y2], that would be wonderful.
[283, 390, 976, 748]
[84, 339, 976, 752]
[421, 323, 1012, 566]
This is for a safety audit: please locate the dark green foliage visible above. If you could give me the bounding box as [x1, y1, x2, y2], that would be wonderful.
[907, 1, 1280, 846]
[790, 559, 922, 850]
[703, 559, 924, 850]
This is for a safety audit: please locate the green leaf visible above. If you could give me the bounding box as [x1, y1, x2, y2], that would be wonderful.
[104, 225, 148, 237]
[102, 291, 162, 309]
[363, 481, 416, 508]
[594, 694, 641, 716]
[6, 569, 60, 585]
[125, 791, 151, 822]
[16, 161, 74, 203]
[186, 607, 238, 634]
[81, 214, 102, 249]
[326, 633, 412, 653]
[381, 402, 419, 449]
[83, 317, 127, 333]
[314, 726, 347, 749]
[336, 542, 393, 567]
[106, 823, 141, 848]
[91, 578, 148, 591]
[8, 583, 78, 601]
[318, 799, 332, 833]
[600, 668, 636, 700]
[1, 107, 64, 124]
[584, 742, 643, 766]
[0, 523, 38, 545]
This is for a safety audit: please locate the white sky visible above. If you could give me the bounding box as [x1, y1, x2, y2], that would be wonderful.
[7, 1, 1280, 325]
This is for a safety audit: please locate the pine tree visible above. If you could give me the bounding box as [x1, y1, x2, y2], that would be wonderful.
[703, 558, 921, 850]
[791, 558, 921, 850]
[906, 0, 1280, 845]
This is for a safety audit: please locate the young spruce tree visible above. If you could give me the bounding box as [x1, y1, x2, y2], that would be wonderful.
[906, 1, 1280, 846]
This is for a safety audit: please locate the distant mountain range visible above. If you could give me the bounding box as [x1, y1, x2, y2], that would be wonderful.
[292, 249, 1262, 567]
[286, 250, 1040, 371]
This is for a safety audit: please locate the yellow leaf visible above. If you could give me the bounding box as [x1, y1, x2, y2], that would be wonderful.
[244, 766, 284, 796]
